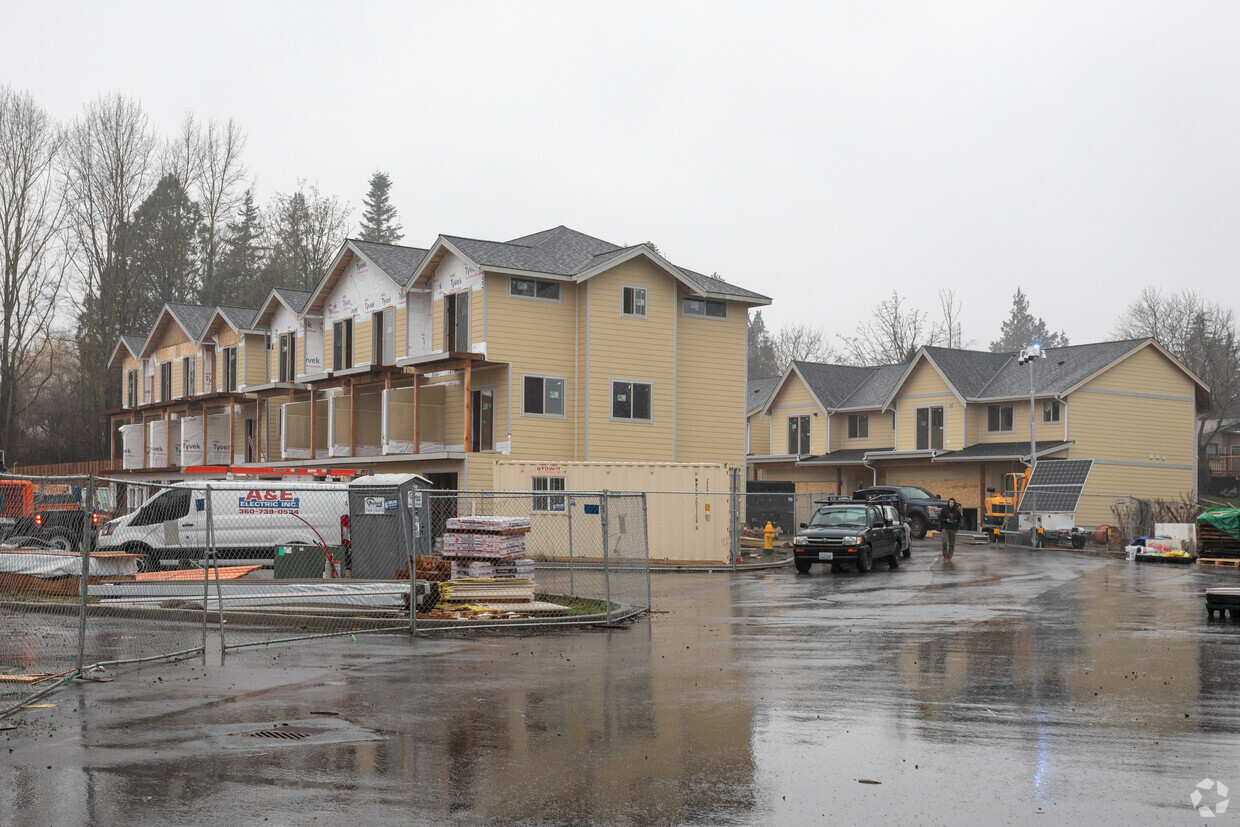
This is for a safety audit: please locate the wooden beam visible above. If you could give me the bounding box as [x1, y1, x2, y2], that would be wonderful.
[463, 361, 472, 453]
[349, 379, 356, 458]
[139, 415, 146, 469]
[255, 398, 262, 462]
[164, 407, 171, 468]
[227, 401, 235, 464]
[109, 416, 116, 463]
[413, 374, 423, 453]
[309, 389, 317, 461]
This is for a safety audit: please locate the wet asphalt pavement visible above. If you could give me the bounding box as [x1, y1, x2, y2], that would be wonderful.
[2, 541, 1240, 826]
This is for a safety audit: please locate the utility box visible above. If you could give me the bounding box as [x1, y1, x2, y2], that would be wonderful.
[274, 544, 326, 579]
[347, 473, 432, 580]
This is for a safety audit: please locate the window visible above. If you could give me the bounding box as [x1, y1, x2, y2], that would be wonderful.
[509, 277, 560, 301]
[532, 476, 566, 512]
[848, 414, 869, 440]
[159, 362, 172, 401]
[1043, 400, 1060, 423]
[470, 388, 494, 451]
[682, 297, 727, 318]
[223, 346, 238, 392]
[622, 286, 647, 318]
[126, 370, 138, 408]
[371, 308, 395, 366]
[987, 404, 1014, 433]
[916, 406, 944, 450]
[332, 318, 353, 371]
[182, 356, 195, 398]
[278, 333, 296, 382]
[445, 293, 469, 352]
[523, 375, 565, 417]
[788, 415, 810, 454]
[611, 380, 652, 421]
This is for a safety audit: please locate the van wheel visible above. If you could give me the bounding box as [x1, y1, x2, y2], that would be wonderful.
[127, 544, 159, 573]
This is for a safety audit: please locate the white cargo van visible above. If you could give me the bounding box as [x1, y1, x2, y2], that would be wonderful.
[97, 481, 349, 570]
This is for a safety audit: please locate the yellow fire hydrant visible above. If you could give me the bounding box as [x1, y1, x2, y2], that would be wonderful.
[764, 521, 775, 551]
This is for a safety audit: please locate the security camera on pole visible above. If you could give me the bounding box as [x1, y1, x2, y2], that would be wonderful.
[1018, 343, 1045, 547]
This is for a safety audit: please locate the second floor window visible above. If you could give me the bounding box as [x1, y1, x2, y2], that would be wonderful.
[916, 406, 944, 450]
[682, 297, 727, 318]
[510, 277, 560, 301]
[333, 318, 353, 371]
[127, 370, 138, 408]
[622, 286, 647, 318]
[987, 404, 1014, 433]
[279, 333, 296, 382]
[1043, 400, 1061, 422]
[788, 415, 810, 454]
[848, 414, 869, 439]
[223, 346, 238, 392]
[160, 362, 172, 401]
[611, 380, 652, 422]
[182, 356, 195, 398]
[523, 375, 565, 417]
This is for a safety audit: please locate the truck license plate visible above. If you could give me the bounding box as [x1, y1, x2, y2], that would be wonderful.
[818, 552, 833, 561]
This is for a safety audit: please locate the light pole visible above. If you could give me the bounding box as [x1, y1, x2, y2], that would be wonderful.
[1018, 343, 1045, 546]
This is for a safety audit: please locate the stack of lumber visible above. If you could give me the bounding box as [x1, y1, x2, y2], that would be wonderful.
[446, 516, 531, 532]
[442, 515, 531, 559]
[451, 560, 497, 579]
[413, 555, 451, 582]
[1199, 524, 1240, 559]
[437, 577, 535, 604]
[494, 559, 535, 578]
[450, 558, 535, 580]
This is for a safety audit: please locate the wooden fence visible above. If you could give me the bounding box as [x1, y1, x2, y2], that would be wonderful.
[8, 460, 121, 478]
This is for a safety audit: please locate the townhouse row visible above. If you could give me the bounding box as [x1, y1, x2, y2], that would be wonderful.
[109, 227, 771, 490]
[746, 340, 1210, 529]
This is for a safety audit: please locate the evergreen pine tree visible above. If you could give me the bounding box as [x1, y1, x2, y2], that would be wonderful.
[990, 288, 1069, 352]
[129, 172, 204, 325]
[359, 171, 403, 243]
[217, 188, 265, 305]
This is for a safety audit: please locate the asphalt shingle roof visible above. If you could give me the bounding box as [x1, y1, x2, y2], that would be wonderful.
[793, 361, 879, 408]
[975, 339, 1150, 399]
[837, 363, 907, 409]
[121, 334, 146, 358]
[351, 239, 429, 282]
[273, 287, 313, 314]
[165, 304, 216, 341]
[217, 305, 260, 331]
[933, 440, 1072, 461]
[747, 376, 782, 413]
[922, 346, 1015, 399]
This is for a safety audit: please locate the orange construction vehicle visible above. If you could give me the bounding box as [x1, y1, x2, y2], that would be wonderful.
[982, 468, 1031, 541]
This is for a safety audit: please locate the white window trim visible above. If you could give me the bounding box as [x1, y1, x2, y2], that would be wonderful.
[620, 284, 648, 320]
[531, 476, 567, 513]
[1042, 399, 1061, 423]
[508, 276, 562, 303]
[788, 414, 811, 454]
[520, 373, 568, 420]
[609, 378, 654, 423]
[846, 413, 869, 441]
[986, 404, 1015, 433]
[681, 297, 728, 320]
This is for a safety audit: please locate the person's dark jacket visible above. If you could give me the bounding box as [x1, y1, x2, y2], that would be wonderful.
[939, 503, 963, 531]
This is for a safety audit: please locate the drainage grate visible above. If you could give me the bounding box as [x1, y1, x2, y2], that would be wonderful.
[233, 726, 330, 741]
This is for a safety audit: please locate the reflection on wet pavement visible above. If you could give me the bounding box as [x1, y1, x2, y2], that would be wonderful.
[2, 544, 1239, 824]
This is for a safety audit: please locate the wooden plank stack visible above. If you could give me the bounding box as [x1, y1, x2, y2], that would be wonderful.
[1198, 524, 1240, 565]
[442, 516, 531, 559]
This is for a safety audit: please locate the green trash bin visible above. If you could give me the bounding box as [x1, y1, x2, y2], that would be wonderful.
[274, 544, 326, 579]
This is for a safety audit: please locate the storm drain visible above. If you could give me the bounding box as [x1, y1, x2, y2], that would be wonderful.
[232, 725, 332, 741]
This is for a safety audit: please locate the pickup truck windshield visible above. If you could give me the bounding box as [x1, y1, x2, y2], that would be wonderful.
[809, 506, 867, 528]
[897, 486, 934, 499]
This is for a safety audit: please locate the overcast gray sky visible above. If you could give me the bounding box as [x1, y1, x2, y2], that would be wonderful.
[6, 1, 1239, 352]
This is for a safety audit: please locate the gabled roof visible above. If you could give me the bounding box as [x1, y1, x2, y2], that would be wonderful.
[747, 376, 782, 414]
[922, 346, 1014, 399]
[254, 287, 314, 329]
[931, 440, 1073, 462]
[108, 334, 147, 368]
[199, 304, 261, 342]
[306, 239, 430, 315]
[141, 303, 216, 357]
[835, 363, 907, 410]
[407, 225, 770, 305]
[760, 361, 877, 417]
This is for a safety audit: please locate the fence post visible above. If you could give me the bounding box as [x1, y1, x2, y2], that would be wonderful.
[566, 491, 576, 597]
[601, 490, 612, 624]
[75, 474, 96, 675]
[642, 493, 651, 613]
[206, 484, 226, 651]
[729, 466, 741, 569]
[404, 490, 416, 637]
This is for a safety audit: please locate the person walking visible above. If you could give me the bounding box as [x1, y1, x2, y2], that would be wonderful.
[939, 497, 963, 562]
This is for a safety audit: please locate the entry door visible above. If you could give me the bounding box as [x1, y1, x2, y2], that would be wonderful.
[445, 293, 470, 353]
[470, 388, 493, 452]
[244, 418, 257, 463]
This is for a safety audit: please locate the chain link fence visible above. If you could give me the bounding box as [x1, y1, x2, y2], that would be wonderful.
[0, 473, 652, 715]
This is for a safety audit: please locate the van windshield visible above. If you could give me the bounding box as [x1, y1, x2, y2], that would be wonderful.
[809, 507, 867, 528]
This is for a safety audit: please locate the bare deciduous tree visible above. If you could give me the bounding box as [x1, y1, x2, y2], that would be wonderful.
[772, 323, 837, 368]
[839, 291, 943, 366]
[196, 118, 246, 304]
[264, 181, 351, 292]
[63, 94, 157, 455]
[935, 288, 972, 349]
[0, 86, 67, 458]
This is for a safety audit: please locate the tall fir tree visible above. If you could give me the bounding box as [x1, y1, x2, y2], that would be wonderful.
[989, 288, 1069, 352]
[218, 188, 265, 306]
[129, 172, 204, 326]
[358, 171, 403, 243]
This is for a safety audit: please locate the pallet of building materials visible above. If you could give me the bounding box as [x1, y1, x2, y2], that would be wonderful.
[1198, 523, 1240, 559]
[413, 555, 451, 582]
[436, 577, 535, 604]
[452, 560, 496, 579]
[444, 516, 532, 535]
[493, 559, 535, 579]
[1206, 588, 1240, 619]
[441, 532, 527, 559]
[1197, 557, 1240, 569]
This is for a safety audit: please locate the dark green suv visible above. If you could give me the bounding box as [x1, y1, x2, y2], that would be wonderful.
[793, 501, 902, 574]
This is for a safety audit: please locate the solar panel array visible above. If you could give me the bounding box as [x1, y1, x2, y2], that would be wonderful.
[1018, 459, 1093, 513]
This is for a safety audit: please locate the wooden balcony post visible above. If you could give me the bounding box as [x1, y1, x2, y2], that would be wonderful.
[109, 415, 116, 463]
[255, 398, 262, 463]
[228, 400, 235, 464]
[349, 379, 357, 458]
[309, 389, 317, 461]
[463, 360, 472, 453]
[164, 408, 171, 467]
[413, 373, 420, 455]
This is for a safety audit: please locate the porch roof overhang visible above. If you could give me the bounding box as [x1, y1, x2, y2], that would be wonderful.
[101, 391, 252, 418]
[796, 448, 882, 467]
[931, 440, 1074, 463]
